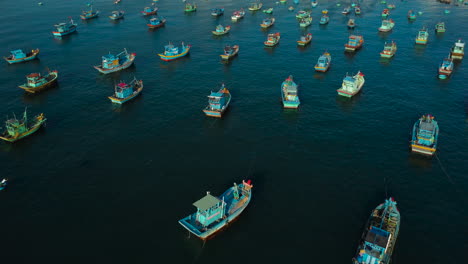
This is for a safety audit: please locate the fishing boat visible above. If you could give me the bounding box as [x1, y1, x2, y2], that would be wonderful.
[220, 45, 239, 61]
[248, 2, 263, 11]
[296, 10, 310, 19]
[352, 198, 400, 264]
[279, 0, 287, 3]
[450, 39, 465, 60]
[158, 42, 191, 61]
[263, 8, 273, 14]
[185, 2, 197, 12]
[293, 0, 299, 4]
[314, 51, 331, 72]
[381, 9, 390, 18]
[212, 25, 231, 35]
[264, 32, 280, 47]
[347, 18, 356, 29]
[141, 5, 158, 16]
[438, 56, 454, 79]
[231, 9, 245, 21]
[202, 84, 232, 117]
[344, 35, 364, 52]
[342, 6, 350, 15]
[288, 6, 295, 11]
[147, 16, 166, 28]
[337, 71, 365, 97]
[407, 10, 416, 20]
[108, 77, 143, 104]
[114, 0, 121, 4]
[0, 179, 7, 191]
[415, 28, 428, 45]
[387, 4, 396, 9]
[281, 75, 300, 108]
[80, 5, 99, 20]
[321, 9, 328, 14]
[109, 10, 124, 20]
[52, 18, 78, 37]
[319, 15, 329, 25]
[379, 19, 395, 32]
[18, 70, 58, 93]
[211, 8, 224, 17]
[260, 18, 275, 28]
[355, 6, 361, 15]
[435, 22, 445, 33]
[380, 41, 397, 58]
[297, 33, 312, 46]
[411, 114, 439, 155]
[179, 180, 252, 239]
[299, 16, 312, 28]
[94, 49, 136, 74]
[4, 49, 40, 64]
[0, 109, 47, 143]
[311, 1, 318, 8]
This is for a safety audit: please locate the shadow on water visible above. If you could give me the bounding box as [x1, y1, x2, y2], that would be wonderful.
[336, 92, 362, 113]
[53, 32, 79, 45]
[21, 83, 60, 105]
[263, 45, 278, 54]
[110, 93, 143, 113]
[407, 153, 434, 169]
[344, 51, 358, 61]
[158, 56, 190, 71]
[414, 44, 427, 56]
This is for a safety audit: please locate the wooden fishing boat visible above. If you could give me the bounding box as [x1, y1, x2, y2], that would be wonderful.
[52, 18, 77, 37]
[109, 10, 124, 20]
[80, 5, 99, 20]
[435, 22, 445, 33]
[179, 180, 252, 239]
[381, 9, 390, 18]
[450, 39, 465, 60]
[347, 18, 356, 29]
[337, 71, 365, 97]
[344, 35, 364, 52]
[355, 6, 361, 15]
[407, 10, 416, 20]
[185, 2, 197, 12]
[211, 8, 224, 17]
[18, 70, 58, 93]
[296, 10, 310, 19]
[380, 41, 397, 58]
[342, 6, 350, 15]
[263, 8, 273, 14]
[202, 84, 232, 117]
[212, 25, 231, 35]
[0, 109, 46, 143]
[0, 179, 7, 191]
[411, 114, 439, 155]
[220, 45, 239, 60]
[158, 42, 191, 61]
[108, 77, 143, 104]
[264, 32, 280, 47]
[311, 1, 318, 8]
[352, 198, 400, 264]
[248, 2, 263, 11]
[4, 49, 39, 64]
[415, 27, 428, 45]
[141, 5, 158, 16]
[299, 16, 312, 28]
[319, 15, 329, 25]
[94, 49, 136, 74]
[297, 33, 312, 46]
[438, 56, 454, 79]
[260, 18, 275, 28]
[314, 51, 331, 72]
[231, 9, 245, 21]
[322, 9, 328, 14]
[379, 19, 395, 32]
[281, 75, 300, 108]
[147, 16, 166, 28]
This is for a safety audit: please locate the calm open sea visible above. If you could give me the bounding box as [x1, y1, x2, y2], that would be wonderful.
[0, 0, 467, 263]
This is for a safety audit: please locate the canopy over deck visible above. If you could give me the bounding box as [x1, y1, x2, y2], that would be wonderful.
[193, 193, 222, 211]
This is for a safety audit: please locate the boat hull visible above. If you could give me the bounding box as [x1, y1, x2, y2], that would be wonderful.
[52, 26, 77, 36]
[18, 71, 58, 93]
[282, 100, 300, 109]
[147, 19, 166, 28]
[108, 87, 143, 104]
[450, 53, 463, 60]
[314, 66, 329, 72]
[411, 143, 436, 155]
[380, 52, 395, 58]
[80, 12, 99, 20]
[94, 54, 136, 74]
[344, 45, 362, 52]
[212, 26, 230, 35]
[4, 49, 40, 64]
[415, 39, 427, 45]
[158, 46, 191, 61]
[297, 40, 311, 46]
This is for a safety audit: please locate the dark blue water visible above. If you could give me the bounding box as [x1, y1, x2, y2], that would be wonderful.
[0, 0, 467, 262]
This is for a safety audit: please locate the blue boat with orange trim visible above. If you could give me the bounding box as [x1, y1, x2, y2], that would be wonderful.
[411, 114, 439, 156]
[108, 77, 143, 104]
[52, 18, 77, 36]
[281, 75, 300, 108]
[179, 180, 253, 240]
[4, 49, 40, 64]
[94, 49, 136, 74]
[147, 16, 166, 28]
[158, 42, 191, 61]
[141, 4, 158, 16]
[203, 84, 231, 118]
[80, 5, 99, 20]
[314, 51, 331, 72]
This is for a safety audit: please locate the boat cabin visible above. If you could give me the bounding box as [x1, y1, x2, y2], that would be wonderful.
[164, 44, 179, 56]
[26, 73, 47, 87]
[363, 226, 391, 260]
[342, 76, 357, 90]
[102, 54, 120, 69]
[115, 82, 134, 99]
[10, 50, 26, 60]
[5, 116, 27, 137]
[208, 92, 226, 110]
[193, 192, 226, 227]
[417, 117, 436, 145]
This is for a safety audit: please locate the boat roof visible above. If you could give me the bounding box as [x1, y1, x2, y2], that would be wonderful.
[209, 92, 223, 98]
[27, 73, 41, 78]
[365, 226, 390, 248]
[420, 121, 435, 131]
[11, 49, 24, 55]
[193, 193, 222, 211]
[344, 76, 355, 82]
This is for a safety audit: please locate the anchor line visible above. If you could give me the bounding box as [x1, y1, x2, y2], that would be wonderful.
[435, 153, 455, 186]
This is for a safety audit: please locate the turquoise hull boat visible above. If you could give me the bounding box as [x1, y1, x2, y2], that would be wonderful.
[108, 78, 143, 104]
[179, 180, 253, 240]
[281, 75, 300, 108]
[158, 43, 191, 61]
[94, 49, 136, 74]
[411, 114, 439, 156]
[4, 49, 40, 64]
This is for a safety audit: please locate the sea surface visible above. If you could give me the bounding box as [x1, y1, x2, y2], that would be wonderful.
[0, 0, 467, 263]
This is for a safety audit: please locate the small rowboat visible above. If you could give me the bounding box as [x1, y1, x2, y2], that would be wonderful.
[297, 33, 312, 46]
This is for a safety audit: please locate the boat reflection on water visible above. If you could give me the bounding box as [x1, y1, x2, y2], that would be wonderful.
[336, 91, 362, 112]
[110, 93, 143, 113]
[408, 152, 433, 169]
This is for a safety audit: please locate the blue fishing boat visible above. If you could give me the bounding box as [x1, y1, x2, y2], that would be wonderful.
[220, 45, 239, 61]
[202, 84, 231, 117]
[94, 49, 136, 74]
[80, 5, 99, 20]
[211, 8, 224, 16]
[294, 0, 299, 4]
[212, 25, 231, 35]
[319, 15, 329, 25]
[141, 4, 158, 16]
[108, 77, 143, 104]
[314, 51, 331, 72]
[147, 16, 166, 28]
[4, 49, 40, 64]
[281, 75, 300, 108]
[179, 180, 253, 240]
[311, 0, 318, 7]
[0, 179, 7, 191]
[438, 56, 453, 79]
[411, 114, 439, 155]
[415, 27, 428, 45]
[407, 10, 416, 20]
[158, 42, 191, 61]
[109, 10, 124, 20]
[352, 198, 400, 264]
[52, 18, 77, 36]
[18, 70, 58, 93]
